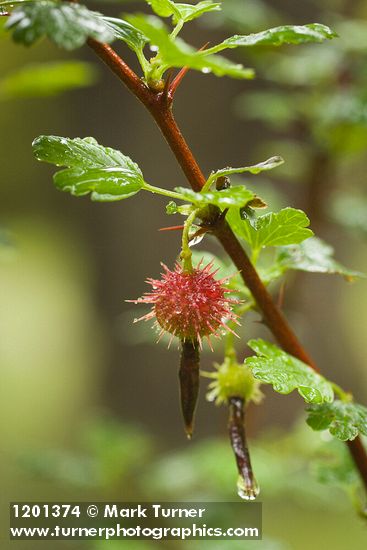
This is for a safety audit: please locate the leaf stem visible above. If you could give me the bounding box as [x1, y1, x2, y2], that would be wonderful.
[136, 47, 150, 78]
[201, 172, 216, 193]
[170, 20, 184, 40]
[251, 247, 260, 266]
[142, 181, 188, 202]
[331, 382, 353, 403]
[180, 209, 199, 272]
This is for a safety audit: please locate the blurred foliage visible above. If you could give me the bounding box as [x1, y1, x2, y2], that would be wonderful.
[21, 416, 154, 496]
[332, 192, 367, 235]
[207, 0, 367, 237]
[0, 61, 98, 100]
[20, 414, 362, 506]
[16, 415, 365, 549]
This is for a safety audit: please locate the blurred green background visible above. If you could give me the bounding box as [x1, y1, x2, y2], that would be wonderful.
[1, 1, 367, 549]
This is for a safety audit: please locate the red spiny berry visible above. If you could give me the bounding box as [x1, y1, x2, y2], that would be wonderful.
[129, 261, 239, 348]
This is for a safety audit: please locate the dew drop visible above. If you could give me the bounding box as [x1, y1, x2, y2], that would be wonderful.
[150, 45, 159, 52]
[201, 67, 211, 74]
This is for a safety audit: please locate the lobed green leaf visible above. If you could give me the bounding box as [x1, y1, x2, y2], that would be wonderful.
[32, 136, 145, 202]
[173, 1, 221, 23]
[128, 14, 254, 79]
[103, 16, 147, 53]
[209, 156, 284, 182]
[165, 201, 193, 215]
[145, 0, 221, 23]
[227, 206, 313, 251]
[175, 185, 254, 209]
[5, 0, 115, 50]
[146, 0, 180, 18]
[306, 400, 367, 441]
[276, 237, 365, 280]
[205, 23, 337, 55]
[245, 339, 334, 404]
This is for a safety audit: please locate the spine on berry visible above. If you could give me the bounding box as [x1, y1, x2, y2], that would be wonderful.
[179, 339, 200, 439]
[228, 396, 259, 499]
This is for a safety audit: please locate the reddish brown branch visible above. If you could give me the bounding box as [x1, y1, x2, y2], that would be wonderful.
[87, 40, 367, 491]
[214, 221, 318, 367]
[87, 39, 152, 106]
[169, 66, 191, 100]
[168, 43, 210, 102]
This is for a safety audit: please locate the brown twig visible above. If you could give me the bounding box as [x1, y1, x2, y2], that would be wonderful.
[87, 39, 367, 491]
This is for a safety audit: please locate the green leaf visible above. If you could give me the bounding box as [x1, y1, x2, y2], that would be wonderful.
[166, 201, 179, 214]
[306, 401, 367, 441]
[275, 237, 365, 280]
[245, 339, 334, 404]
[145, 0, 220, 23]
[145, 0, 179, 18]
[175, 185, 254, 209]
[102, 17, 147, 53]
[227, 207, 313, 250]
[0, 0, 33, 5]
[32, 136, 144, 202]
[165, 201, 192, 215]
[6, 0, 115, 50]
[204, 23, 337, 55]
[209, 155, 284, 181]
[0, 61, 97, 100]
[173, 1, 221, 23]
[127, 15, 254, 79]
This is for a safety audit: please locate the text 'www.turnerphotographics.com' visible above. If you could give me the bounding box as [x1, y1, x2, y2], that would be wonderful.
[10, 502, 262, 540]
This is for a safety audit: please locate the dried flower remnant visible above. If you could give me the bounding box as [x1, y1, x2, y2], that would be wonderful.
[179, 339, 200, 438]
[130, 261, 239, 349]
[203, 358, 262, 498]
[229, 396, 260, 501]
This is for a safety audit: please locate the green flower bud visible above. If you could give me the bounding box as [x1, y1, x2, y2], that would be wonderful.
[203, 357, 263, 406]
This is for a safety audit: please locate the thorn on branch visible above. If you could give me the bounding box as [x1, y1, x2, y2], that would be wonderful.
[168, 42, 210, 102]
[158, 224, 185, 232]
[277, 282, 286, 310]
[168, 66, 191, 102]
[162, 70, 174, 101]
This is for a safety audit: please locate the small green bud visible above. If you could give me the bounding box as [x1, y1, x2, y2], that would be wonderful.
[148, 78, 165, 92]
[203, 357, 263, 406]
